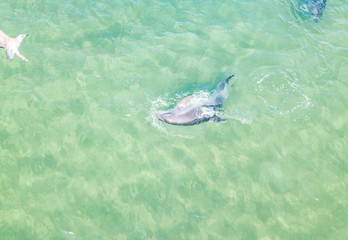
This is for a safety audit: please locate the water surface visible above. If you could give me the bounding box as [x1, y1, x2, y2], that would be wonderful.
[1, 0, 348, 239]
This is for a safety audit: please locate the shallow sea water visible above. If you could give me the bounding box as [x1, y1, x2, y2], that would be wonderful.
[1, 0, 348, 239]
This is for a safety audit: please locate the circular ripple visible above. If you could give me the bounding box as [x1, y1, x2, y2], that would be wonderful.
[253, 67, 312, 116]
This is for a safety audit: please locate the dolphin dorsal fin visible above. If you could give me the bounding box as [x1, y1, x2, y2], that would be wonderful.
[224, 75, 234, 84]
[204, 74, 234, 107]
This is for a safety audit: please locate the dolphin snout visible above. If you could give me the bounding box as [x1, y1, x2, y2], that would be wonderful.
[155, 111, 169, 121]
[156, 112, 164, 121]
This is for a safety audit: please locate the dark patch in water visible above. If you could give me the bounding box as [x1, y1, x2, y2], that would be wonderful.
[298, 0, 327, 22]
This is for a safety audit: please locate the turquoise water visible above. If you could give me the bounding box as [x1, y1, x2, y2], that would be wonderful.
[1, 0, 348, 239]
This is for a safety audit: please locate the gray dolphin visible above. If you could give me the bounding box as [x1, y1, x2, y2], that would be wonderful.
[298, 0, 327, 22]
[0, 30, 29, 62]
[156, 75, 234, 126]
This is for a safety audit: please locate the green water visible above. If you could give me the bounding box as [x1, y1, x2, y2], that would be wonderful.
[1, 0, 348, 239]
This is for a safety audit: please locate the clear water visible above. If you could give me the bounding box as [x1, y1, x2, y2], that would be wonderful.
[1, 0, 347, 239]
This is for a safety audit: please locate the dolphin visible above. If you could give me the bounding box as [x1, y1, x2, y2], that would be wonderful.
[298, 0, 327, 22]
[156, 75, 234, 126]
[0, 30, 29, 62]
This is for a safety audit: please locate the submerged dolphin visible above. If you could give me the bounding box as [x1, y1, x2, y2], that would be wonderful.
[298, 0, 327, 22]
[0, 30, 28, 62]
[156, 75, 234, 126]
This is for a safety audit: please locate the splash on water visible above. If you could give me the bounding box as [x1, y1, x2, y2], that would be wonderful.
[147, 89, 252, 134]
